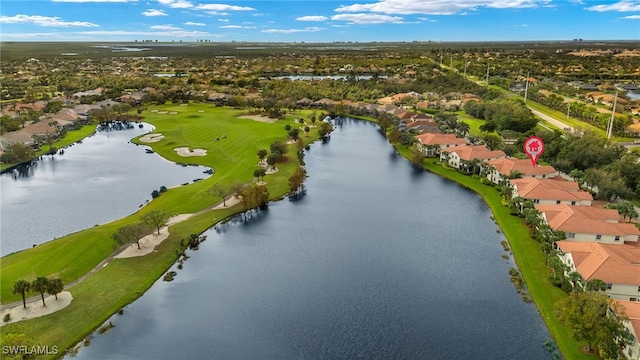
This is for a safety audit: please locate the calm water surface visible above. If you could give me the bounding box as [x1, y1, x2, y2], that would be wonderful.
[70, 119, 555, 359]
[0, 123, 210, 255]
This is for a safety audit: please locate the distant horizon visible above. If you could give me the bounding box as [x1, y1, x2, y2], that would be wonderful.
[1, 0, 639, 43]
[2, 39, 639, 44]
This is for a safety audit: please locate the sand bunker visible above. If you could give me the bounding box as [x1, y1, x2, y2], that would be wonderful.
[169, 111, 178, 115]
[1, 292, 73, 326]
[197, 110, 204, 113]
[139, 133, 165, 143]
[238, 115, 277, 123]
[174, 147, 207, 157]
[116, 214, 193, 259]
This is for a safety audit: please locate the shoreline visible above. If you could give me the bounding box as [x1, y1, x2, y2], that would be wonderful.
[0, 106, 327, 359]
[0, 112, 580, 359]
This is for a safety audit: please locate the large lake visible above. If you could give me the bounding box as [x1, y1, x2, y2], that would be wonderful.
[69, 119, 556, 359]
[0, 123, 210, 256]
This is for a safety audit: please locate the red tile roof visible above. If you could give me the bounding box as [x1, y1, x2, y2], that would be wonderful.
[536, 204, 639, 236]
[415, 133, 467, 147]
[488, 158, 557, 177]
[616, 300, 640, 339]
[510, 178, 593, 202]
[443, 145, 506, 161]
[557, 241, 640, 285]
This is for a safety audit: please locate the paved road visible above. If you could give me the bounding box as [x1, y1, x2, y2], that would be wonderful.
[528, 107, 573, 133]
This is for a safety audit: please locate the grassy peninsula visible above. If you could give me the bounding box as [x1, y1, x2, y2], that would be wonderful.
[0, 104, 324, 358]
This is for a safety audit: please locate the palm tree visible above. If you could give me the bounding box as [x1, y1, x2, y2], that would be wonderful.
[47, 278, 64, 300]
[31, 277, 49, 306]
[13, 280, 30, 309]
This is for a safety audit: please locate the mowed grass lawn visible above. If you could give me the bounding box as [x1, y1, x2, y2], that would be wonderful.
[1, 104, 323, 357]
[1, 103, 317, 304]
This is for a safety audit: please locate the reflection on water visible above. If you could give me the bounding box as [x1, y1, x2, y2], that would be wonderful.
[69, 118, 557, 360]
[0, 123, 211, 255]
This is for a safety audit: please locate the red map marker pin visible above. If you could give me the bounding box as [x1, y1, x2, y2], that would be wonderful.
[523, 136, 544, 167]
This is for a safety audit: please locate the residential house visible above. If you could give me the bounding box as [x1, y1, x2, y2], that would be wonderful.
[486, 157, 557, 184]
[407, 120, 441, 134]
[440, 145, 506, 171]
[536, 204, 640, 243]
[616, 300, 640, 360]
[416, 133, 466, 157]
[556, 241, 640, 301]
[510, 178, 593, 206]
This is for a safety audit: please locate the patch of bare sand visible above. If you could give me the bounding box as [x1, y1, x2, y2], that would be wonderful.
[139, 133, 164, 143]
[238, 115, 277, 123]
[174, 147, 207, 157]
[213, 196, 242, 210]
[115, 214, 193, 258]
[1, 292, 73, 326]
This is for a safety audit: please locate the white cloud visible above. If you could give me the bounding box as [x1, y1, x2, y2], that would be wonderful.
[150, 24, 182, 30]
[142, 9, 168, 16]
[184, 21, 206, 26]
[206, 11, 230, 15]
[159, 0, 193, 8]
[0, 14, 99, 27]
[335, 0, 548, 15]
[77, 29, 209, 37]
[220, 25, 256, 29]
[621, 14, 640, 18]
[296, 15, 328, 21]
[52, 0, 136, 2]
[331, 13, 403, 24]
[261, 26, 323, 33]
[195, 4, 255, 11]
[587, 1, 640, 12]
[218, 18, 230, 22]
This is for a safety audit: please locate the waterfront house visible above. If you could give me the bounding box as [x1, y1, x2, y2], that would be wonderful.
[486, 157, 557, 184]
[536, 204, 640, 243]
[616, 300, 640, 360]
[510, 178, 593, 206]
[416, 133, 466, 157]
[556, 241, 640, 301]
[440, 145, 506, 171]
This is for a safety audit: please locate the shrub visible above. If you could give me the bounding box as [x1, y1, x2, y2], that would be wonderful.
[3, 313, 10, 322]
[159, 186, 167, 193]
[151, 190, 160, 198]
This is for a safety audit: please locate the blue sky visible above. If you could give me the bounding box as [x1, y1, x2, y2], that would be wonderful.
[0, 0, 639, 42]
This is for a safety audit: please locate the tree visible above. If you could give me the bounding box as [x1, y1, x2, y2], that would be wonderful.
[288, 166, 307, 193]
[141, 210, 172, 235]
[257, 149, 268, 163]
[31, 277, 49, 306]
[410, 144, 425, 166]
[47, 277, 64, 300]
[12, 280, 30, 309]
[304, 126, 310, 137]
[114, 222, 153, 249]
[210, 183, 231, 207]
[482, 133, 504, 150]
[288, 128, 300, 141]
[555, 291, 630, 352]
[239, 184, 269, 219]
[270, 141, 288, 156]
[229, 181, 245, 198]
[318, 122, 332, 137]
[284, 124, 291, 131]
[266, 153, 278, 170]
[0, 142, 35, 164]
[585, 279, 607, 292]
